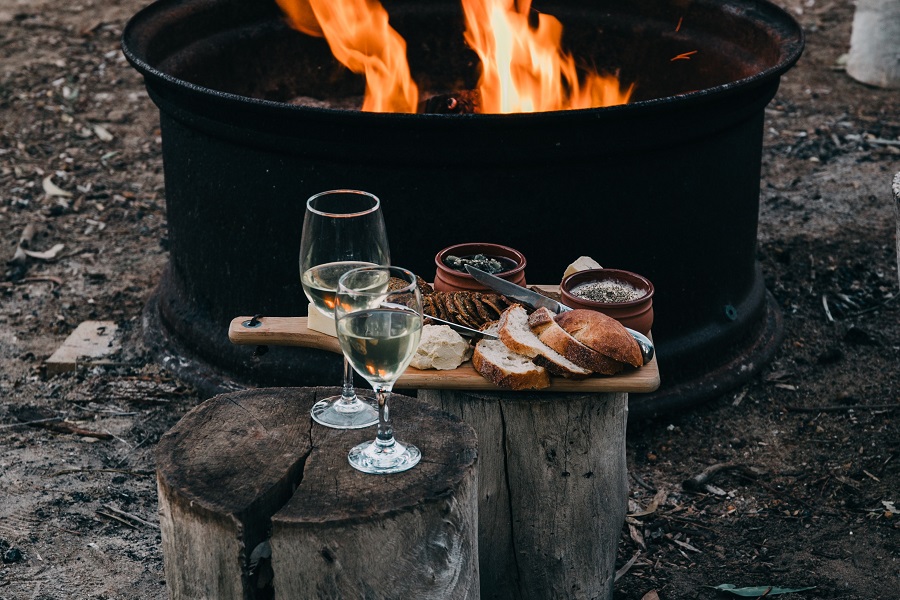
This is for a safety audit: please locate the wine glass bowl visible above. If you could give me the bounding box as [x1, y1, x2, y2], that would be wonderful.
[299, 189, 390, 429]
[335, 267, 423, 474]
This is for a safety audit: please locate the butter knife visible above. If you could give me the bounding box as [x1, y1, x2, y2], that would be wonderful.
[424, 313, 499, 340]
[465, 265, 654, 363]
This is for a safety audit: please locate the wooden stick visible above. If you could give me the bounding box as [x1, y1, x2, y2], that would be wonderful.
[787, 403, 898, 413]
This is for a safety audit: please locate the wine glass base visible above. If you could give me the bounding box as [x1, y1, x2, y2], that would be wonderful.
[311, 394, 379, 429]
[348, 438, 421, 474]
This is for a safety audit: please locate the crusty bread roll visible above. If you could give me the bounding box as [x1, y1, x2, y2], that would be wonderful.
[499, 305, 591, 379]
[527, 308, 625, 376]
[472, 322, 551, 390]
[555, 309, 643, 368]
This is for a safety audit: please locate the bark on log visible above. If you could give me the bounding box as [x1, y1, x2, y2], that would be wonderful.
[156, 387, 479, 600]
[893, 171, 900, 285]
[847, 0, 900, 89]
[418, 389, 628, 600]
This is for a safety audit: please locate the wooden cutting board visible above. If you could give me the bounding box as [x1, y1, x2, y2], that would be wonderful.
[228, 316, 660, 393]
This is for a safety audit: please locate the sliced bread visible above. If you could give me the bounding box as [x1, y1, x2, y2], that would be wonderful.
[472, 322, 551, 390]
[498, 305, 591, 379]
[555, 309, 643, 367]
[527, 307, 625, 376]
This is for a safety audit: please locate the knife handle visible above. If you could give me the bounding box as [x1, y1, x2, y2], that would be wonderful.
[228, 316, 342, 354]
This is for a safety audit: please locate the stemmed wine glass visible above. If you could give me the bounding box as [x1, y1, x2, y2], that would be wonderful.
[299, 189, 390, 429]
[334, 266, 423, 474]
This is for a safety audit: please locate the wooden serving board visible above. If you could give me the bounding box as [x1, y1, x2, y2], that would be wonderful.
[228, 316, 660, 393]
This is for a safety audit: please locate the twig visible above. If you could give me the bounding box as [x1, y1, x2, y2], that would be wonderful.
[42, 421, 113, 439]
[95, 509, 138, 529]
[862, 470, 880, 482]
[615, 550, 641, 582]
[50, 467, 154, 477]
[846, 293, 899, 317]
[16, 276, 64, 287]
[787, 403, 898, 413]
[682, 463, 739, 492]
[99, 504, 158, 529]
[822, 294, 834, 322]
[630, 471, 657, 493]
[0, 417, 63, 430]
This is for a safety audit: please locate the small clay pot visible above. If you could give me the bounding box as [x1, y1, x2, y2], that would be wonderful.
[560, 269, 655, 335]
[434, 243, 527, 292]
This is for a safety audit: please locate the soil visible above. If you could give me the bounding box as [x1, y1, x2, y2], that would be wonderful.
[0, 0, 897, 598]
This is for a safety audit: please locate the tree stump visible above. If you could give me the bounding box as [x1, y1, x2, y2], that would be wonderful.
[156, 387, 479, 600]
[418, 389, 628, 600]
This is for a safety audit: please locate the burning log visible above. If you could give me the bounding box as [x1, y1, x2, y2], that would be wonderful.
[418, 90, 483, 114]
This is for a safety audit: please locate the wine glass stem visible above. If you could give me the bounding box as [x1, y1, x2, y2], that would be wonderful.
[339, 358, 357, 405]
[375, 386, 394, 446]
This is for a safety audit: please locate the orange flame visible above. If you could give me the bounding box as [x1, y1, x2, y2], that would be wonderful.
[276, 0, 632, 113]
[462, 0, 632, 112]
[276, 0, 418, 112]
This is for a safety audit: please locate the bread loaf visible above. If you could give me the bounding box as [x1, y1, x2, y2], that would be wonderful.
[498, 305, 591, 379]
[472, 323, 551, 390]
[555, 309, 643, 367]
[527, 307, 625, 375]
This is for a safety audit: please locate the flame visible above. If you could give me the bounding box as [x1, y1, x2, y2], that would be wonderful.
[276, 0, 418, 112]
[276, 0, 632, 113]
[462, 0, 632, 112]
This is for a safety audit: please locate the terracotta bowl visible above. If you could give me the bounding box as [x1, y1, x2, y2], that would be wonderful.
[560, 269, 655, 335]
[434, 243, 527, 292]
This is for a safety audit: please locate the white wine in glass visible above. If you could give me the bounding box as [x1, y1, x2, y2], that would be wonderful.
[299, 190, 390, 429]
[335, 266, 423, 474]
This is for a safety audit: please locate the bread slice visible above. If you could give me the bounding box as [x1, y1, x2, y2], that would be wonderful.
[527, 308, 625, 376]
[472, 322, 551, 390]
[526, 305, 556, 334]
[555, 309, 643, 367]
[498, 305, 591, 379]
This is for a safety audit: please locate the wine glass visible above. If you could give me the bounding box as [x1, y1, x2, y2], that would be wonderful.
[299, 189, 390, 429]
[334, 266, 423, 474]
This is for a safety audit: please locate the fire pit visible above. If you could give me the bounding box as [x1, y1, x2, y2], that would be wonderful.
[122, 0, 803, 415]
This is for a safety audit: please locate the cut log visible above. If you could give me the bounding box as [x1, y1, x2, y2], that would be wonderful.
[846, 0, 900, 89]
[156, 387, 479, 600]
[418, 389, 628, 600]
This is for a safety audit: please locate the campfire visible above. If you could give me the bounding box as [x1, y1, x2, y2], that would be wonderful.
[122, 0, 803, 415]
[275, 0, 634, 113]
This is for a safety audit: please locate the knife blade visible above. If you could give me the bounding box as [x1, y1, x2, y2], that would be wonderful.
[464, 265, 654, 363]
[424, 313, 499, 340]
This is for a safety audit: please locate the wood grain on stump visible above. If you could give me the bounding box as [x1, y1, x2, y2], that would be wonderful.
[419, 389, 628, 600]
[155, 387, 479, 600]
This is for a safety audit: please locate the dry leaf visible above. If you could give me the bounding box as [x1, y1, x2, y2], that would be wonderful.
[628, 488, 668, 517]
[22, 244, 65, 261]
[641, 591, 660, 600]
[42, 176, 72, 198]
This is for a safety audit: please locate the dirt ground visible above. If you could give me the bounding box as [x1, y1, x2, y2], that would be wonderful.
[1, 0, 897, 598]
